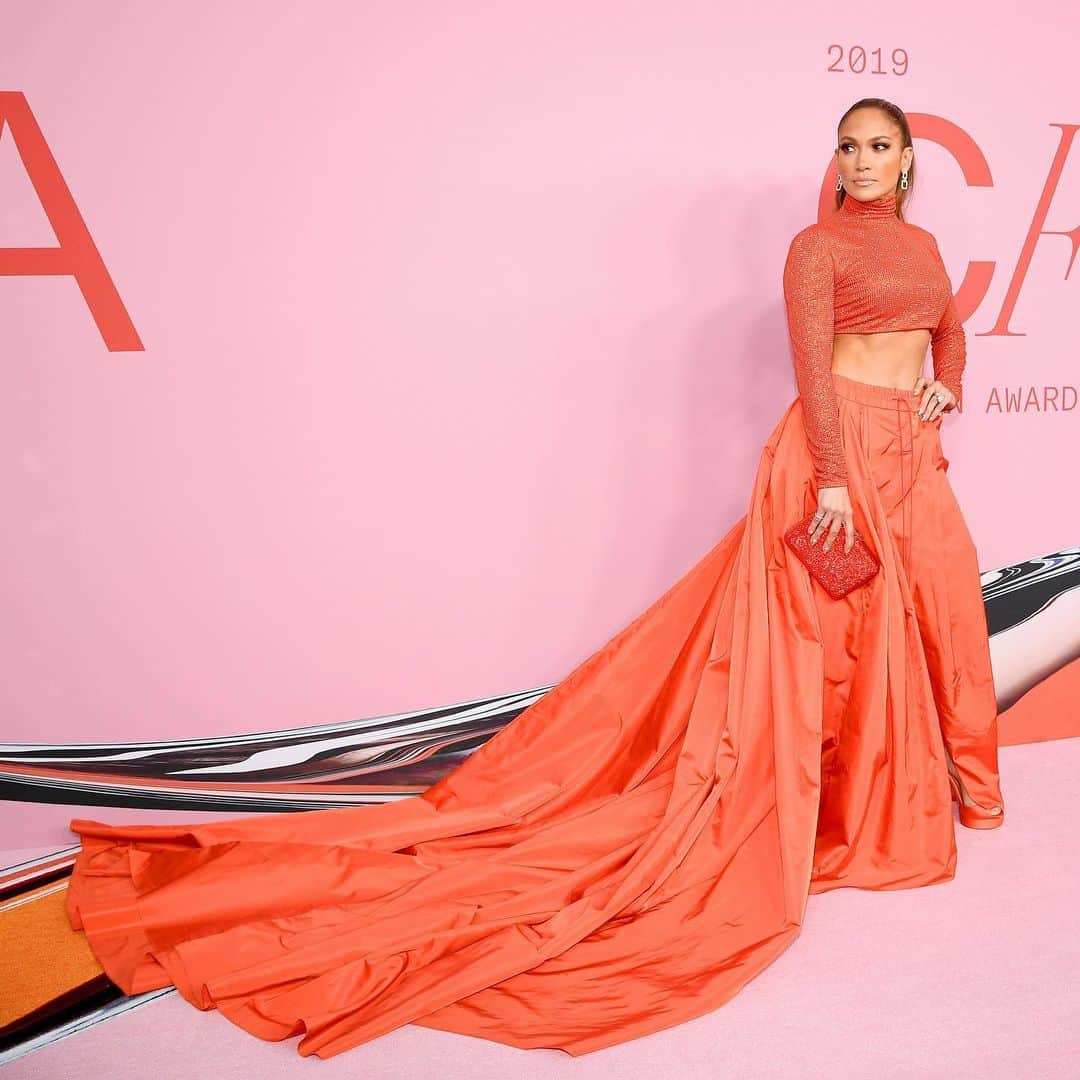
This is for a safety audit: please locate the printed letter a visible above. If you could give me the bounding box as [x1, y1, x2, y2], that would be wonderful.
[0, 91, 142, 351]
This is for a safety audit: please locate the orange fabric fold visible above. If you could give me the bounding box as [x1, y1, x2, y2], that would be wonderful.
[66, 371, 1003, 1058]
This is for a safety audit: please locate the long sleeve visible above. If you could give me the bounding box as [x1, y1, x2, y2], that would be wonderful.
[927, 234, 966, 410]
[782, 228, 848, 488]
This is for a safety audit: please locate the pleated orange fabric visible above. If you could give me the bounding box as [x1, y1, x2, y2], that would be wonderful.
[65, 371, 1003, 1058]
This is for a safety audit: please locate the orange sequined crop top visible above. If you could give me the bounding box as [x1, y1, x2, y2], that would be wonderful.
[781, 189, 966, 488]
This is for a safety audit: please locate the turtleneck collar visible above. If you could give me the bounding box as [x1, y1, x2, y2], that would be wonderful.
[839, 188, 898, 220]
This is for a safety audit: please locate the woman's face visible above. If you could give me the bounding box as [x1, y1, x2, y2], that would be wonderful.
[834, 110, 913, 201]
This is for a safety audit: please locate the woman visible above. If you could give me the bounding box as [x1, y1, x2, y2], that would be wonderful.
[65, 97, 1004, 1059]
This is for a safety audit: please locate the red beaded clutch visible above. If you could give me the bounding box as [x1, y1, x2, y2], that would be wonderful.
[783, 512, 881, 600]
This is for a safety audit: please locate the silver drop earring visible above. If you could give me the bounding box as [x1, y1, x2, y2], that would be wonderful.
[836, 174, 843, 191]
[900, 169, 909, 190]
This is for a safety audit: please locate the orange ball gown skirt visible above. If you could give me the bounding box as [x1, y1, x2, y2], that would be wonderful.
[66, 371, 1004, 1059]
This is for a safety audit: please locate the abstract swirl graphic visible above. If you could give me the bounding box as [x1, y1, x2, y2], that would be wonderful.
[981, 545, 1080, 634]
[1, 546, 1078, 816]
[0, 687, 549, 813]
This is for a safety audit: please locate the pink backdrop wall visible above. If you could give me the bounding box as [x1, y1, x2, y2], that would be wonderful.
[3, 2, 1078, 773]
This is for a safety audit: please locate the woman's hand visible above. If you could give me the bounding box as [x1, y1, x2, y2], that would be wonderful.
[913, 377, 956, 421]
[809, 484, 856, 554]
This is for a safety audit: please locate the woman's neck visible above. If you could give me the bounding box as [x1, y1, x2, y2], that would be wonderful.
[839, 189, 898, 220]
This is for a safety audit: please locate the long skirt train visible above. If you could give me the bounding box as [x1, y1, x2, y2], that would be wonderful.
[65, 371, 1004, 1058]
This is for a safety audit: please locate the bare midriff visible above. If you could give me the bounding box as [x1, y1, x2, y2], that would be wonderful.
[830, 328, 931, 391]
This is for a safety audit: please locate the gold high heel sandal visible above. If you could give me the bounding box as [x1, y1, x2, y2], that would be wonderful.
[946, 766, 1004, 830]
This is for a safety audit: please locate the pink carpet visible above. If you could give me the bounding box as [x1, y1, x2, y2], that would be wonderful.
[6, 737, 1078, 1079]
